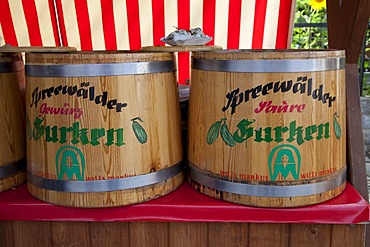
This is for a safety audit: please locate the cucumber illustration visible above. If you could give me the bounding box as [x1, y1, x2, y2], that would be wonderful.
[220, 119, 236, 147]
[131, 117, 147, 144]
[333, 112, 341, 140]
[206, 118, 224, 145]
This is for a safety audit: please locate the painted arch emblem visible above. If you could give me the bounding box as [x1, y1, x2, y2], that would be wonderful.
[268, 144, 301, 181]
[56, 146, 85, 181]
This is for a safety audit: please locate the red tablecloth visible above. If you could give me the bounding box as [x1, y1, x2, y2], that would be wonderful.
[0, 182, 369, 224]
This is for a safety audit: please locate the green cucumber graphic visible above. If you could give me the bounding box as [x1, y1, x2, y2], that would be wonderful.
[206, 118, 224, 145]
[333, 112, 341, 140]
[220, 119, 236, 147]
[131, 117, 147, 144]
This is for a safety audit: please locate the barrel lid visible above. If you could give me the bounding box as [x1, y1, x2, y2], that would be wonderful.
[25, 50, 176, 64]
[192, 49, 345, 60]
[0, 45, 77, 53]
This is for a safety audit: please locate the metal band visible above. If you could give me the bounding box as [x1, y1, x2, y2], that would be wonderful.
[189, 163, 346, 197]
[192, 57, 345, 73]
[0, 62, 14, 73]
[27, 162, 183, 192]
[0, 159, 26, 179]
[26, 60, 176, 77]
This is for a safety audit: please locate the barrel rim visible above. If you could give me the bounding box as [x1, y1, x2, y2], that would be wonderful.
[26, 50, 175, 54]
[0, 158, 26, 179]
[191, 56, 345, 72]
[26, 60, 177, 77]
[27, 162, 184, 192]
[189, 162, 347, 198]
[25, 50, 175, 59]
[0, 62, 14, 73]
[0, 53, 24, 73]
[193, 49, 345, 55]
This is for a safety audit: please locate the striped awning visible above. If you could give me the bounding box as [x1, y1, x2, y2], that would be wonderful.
[0, 0, 60, 46]
[0, 0, 296, 84]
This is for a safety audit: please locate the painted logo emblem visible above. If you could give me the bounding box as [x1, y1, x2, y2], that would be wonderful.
[268, 144, 301, 181]
[56, 146, 85, 181]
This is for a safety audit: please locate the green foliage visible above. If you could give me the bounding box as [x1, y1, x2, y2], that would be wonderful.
[360, 24, 370, 96]
[292, 1, 370, 96]
[363, 75, 370, 96]
[291, 0, 328, 49]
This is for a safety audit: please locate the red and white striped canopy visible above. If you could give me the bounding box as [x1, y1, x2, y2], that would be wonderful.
[0, 0, 296, 84]
[0, 0, 60, 46]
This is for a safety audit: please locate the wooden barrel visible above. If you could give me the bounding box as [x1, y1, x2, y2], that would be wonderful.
[0, 53, 26, 192]
[188, 50, 346, 207]
[26, 51, 184, 207]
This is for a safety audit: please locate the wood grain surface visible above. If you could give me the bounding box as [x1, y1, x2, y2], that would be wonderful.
[0, 221, 365, 247]
[188, 50, 347, 207]
[25, 51, 184, 207]
[0, 46, 77, 53]
[0, 53, 26, 192]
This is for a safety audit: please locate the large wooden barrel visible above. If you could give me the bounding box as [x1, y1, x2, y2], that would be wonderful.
[188, 50, 346, 207]
[0, 53, 26, 192]
[26, 51, 184, 207]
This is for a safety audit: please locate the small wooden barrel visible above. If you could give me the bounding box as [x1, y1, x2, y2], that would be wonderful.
[26, 51, 184, 207]
[0, 53, 26, 192]
[188, 50, 346, 207]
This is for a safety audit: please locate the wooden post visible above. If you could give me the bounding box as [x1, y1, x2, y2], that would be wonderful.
[326, 1, 370, 246]
[327, 0, 370, 201]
